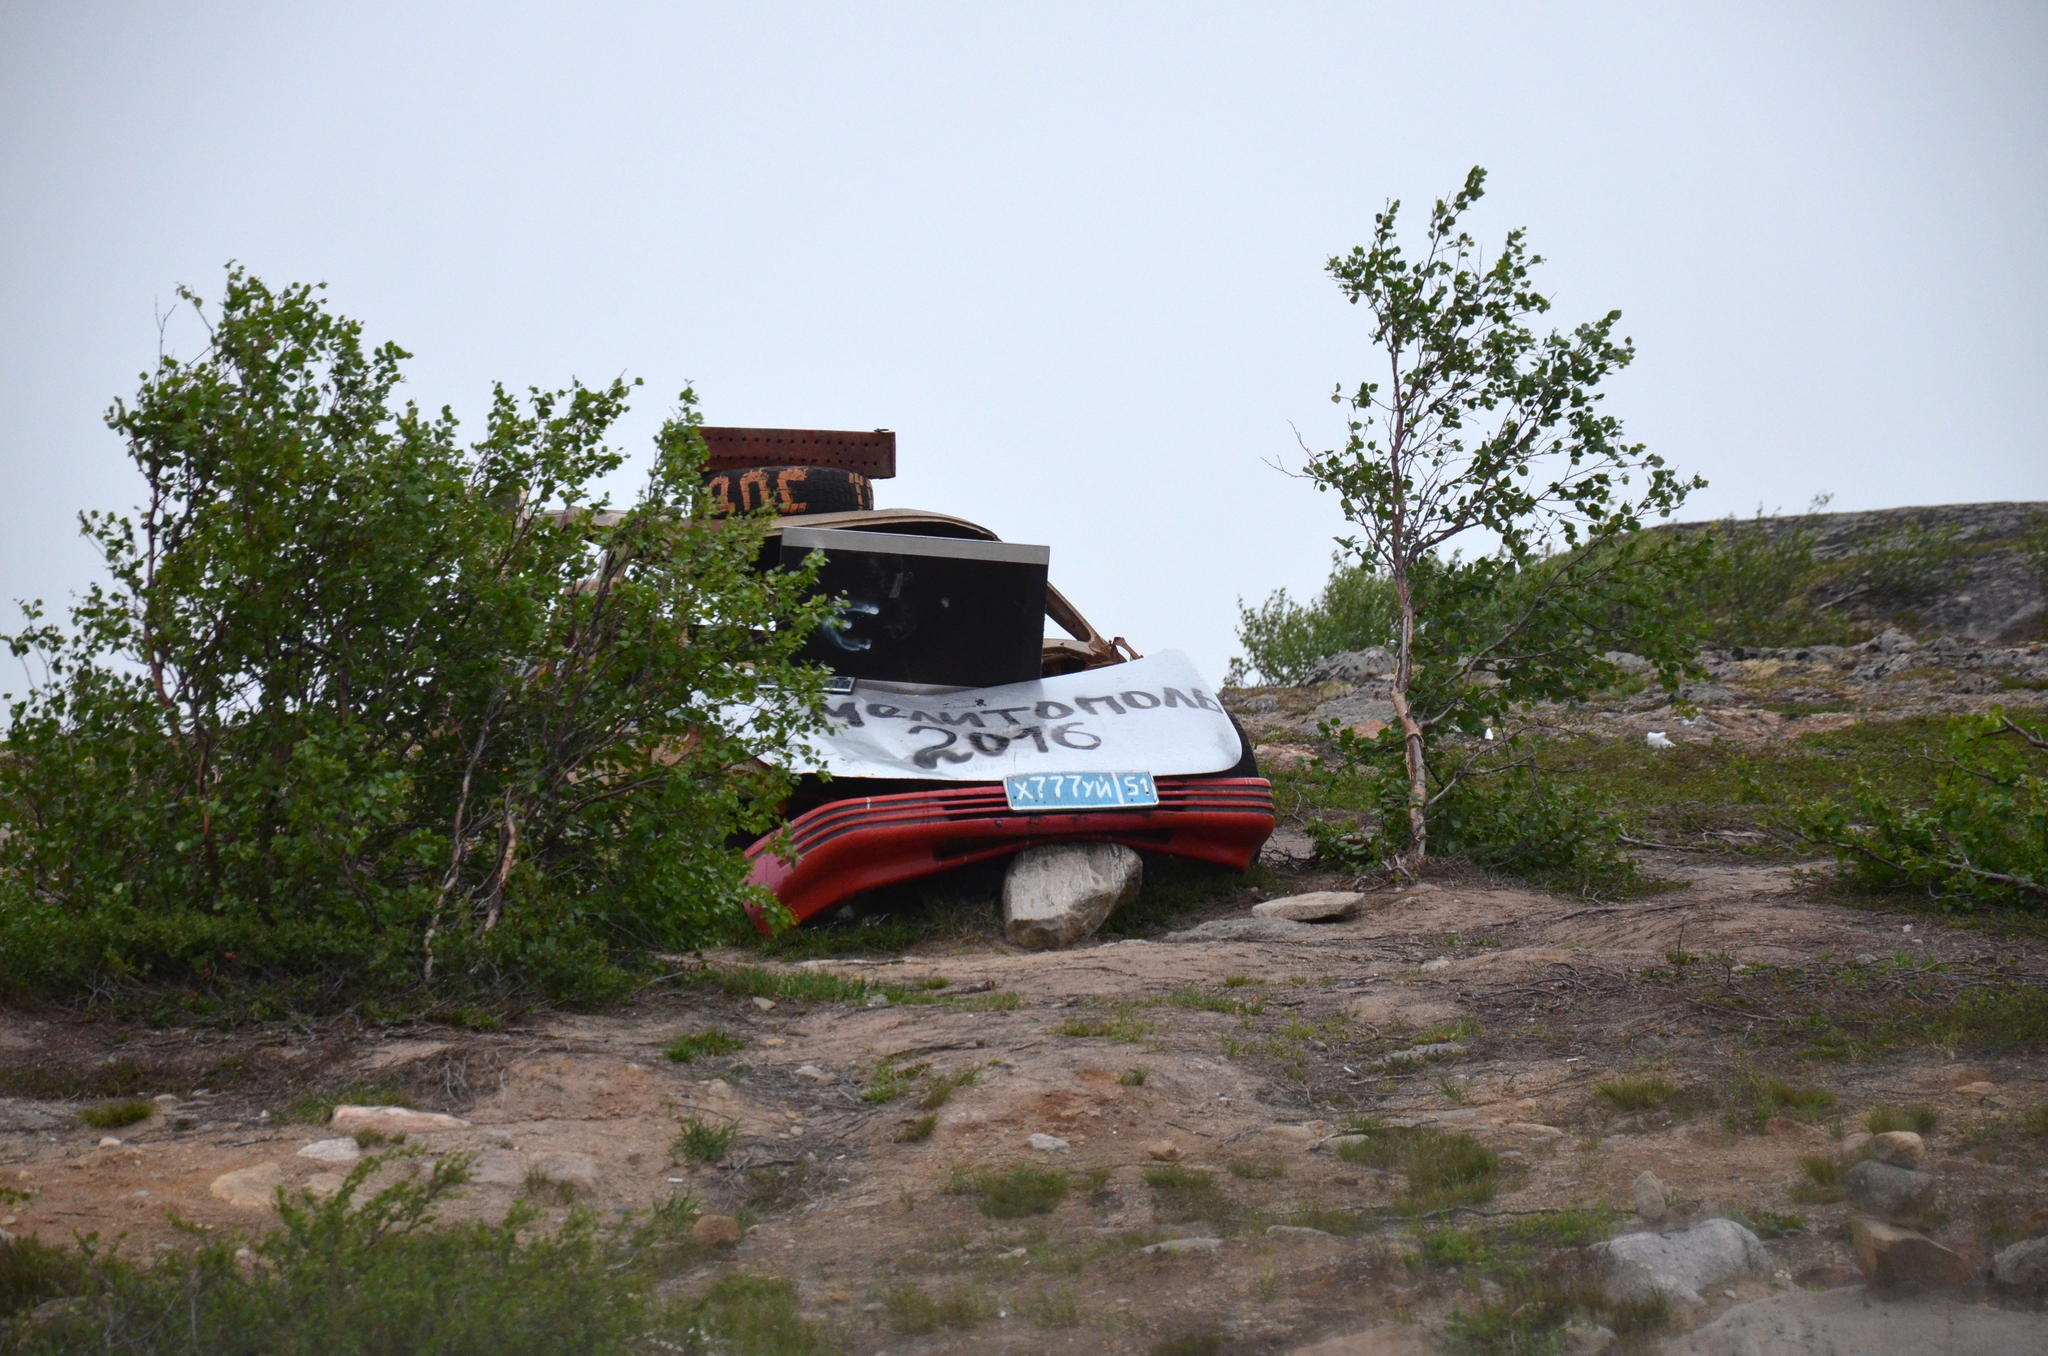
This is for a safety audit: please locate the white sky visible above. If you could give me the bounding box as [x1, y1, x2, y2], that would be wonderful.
[3, 2, 2044, 683]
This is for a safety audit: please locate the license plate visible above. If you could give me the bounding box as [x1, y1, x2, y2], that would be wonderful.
[1003, 771, 1158, 812]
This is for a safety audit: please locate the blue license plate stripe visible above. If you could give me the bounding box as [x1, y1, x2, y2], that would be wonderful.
[1003, 771, 1158, 812]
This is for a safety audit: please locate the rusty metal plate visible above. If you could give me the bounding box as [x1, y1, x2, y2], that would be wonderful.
[699, 427, 896, 478]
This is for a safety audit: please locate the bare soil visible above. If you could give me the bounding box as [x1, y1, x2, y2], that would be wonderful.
[5, 844, 2045, 1352]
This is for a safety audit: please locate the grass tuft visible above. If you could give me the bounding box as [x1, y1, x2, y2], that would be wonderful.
[952, 1165, 1069, 1219]
[1864, 1105, 1937, 1135]
[1724, 1072, 1836, 1134]
[662, 1029, 744, 1064]
[1336, 1120, 1502, 1211]
[671, 1118, 739, 1165]
[896, 1114, 938, 1143]
[77, 1099, 155, 1130]
[1790, 1154, 1846, 1204]
[1227, 1158, 1285, 1180]
[881, 1282, 994, 1334]
[1117, 1068, 1148, 1087]
[1594, 1075, 1681, 1112]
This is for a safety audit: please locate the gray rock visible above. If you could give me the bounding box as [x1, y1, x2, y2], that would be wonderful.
[209, 1162, 285, 1209]
[1602, 651, 1654, 675]
[1560, 1320, 1616, 1355]
[1844, 1158, 1938, 1223]
[1662, 1286, 2048, 1355]
[1631, 1169, 1669, 1226]
[1251, 891, 1364, 922]
[1871, 1130, 1925, 1168]
[1851, 1217, 1971, 1293]
[1867, 627, 1920, 654]
[1302, 648, 1396, 684]
[1002, 843, 1142, 949]
[1026, 1133, 1070, 1152]
[1595, 1217, 1771, 1306]
[329, 1105, 469, 1134]
[1164, 917, 1316, 944]
[1306, 691, 1397, 730]
[1265, 1225, 1336, 1240]
[1141, 1236, 1223, 1254]
[296, 1138, 363, 1165]
[1993, 1235, 2048, 1292]
[0, 1098, 71, 1132]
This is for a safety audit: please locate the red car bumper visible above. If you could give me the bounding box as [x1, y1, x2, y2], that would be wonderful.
[745, 776, 1276, 927]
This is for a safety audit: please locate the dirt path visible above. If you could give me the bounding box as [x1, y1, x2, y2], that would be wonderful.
[5, 853, 2045, 1352]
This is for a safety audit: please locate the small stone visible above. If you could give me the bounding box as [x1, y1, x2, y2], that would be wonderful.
[328, 1105, 469, 1134]
[1954, 1081, 1998, 1096]
[1266, 1225, 1335, 1240]
[1141, 1236, 1222, 1253]
[1420, 958, 1451, 972]
[752, 996, 776, 1011]
[1027, 1133, 1070, 1152]
[1844, 1159, 1938, 1224]
[1993, 1236, 2048, 1293]
[1507, 1122, 1564, 1138]
[1871, 1131, 1925, 1169]
[1840, 1131, 1873, 1155]
[1003, 843, 1143, 949]
[1144, 1140, 1181, 1161]
[1324, 1134, 1372, 1154]
[1632, 1170, 1669, 1226]
[1851, 1217, 1971, 1293]
[705, 1078, 733, 1098]
[1250, 891, 1365, 923]
[691, 1213, 742, 1246]
[794, 1065, 837, 1085]
[296, 1138, 363, 1165]
[97, 1136, 122, 1148]
[209, 1162, 285, 1209]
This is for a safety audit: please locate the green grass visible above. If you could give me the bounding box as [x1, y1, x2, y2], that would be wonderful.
[1335, 1120, 1502, 1211]
[1594, 1075, 1681, 1112]
[859, 1057, 928, 1105]
[1790, 1154, 1845, 1204]
[690, 964, 870, 1005]
[671, 1118, 739, 1165]
[1155, 986, 1263, 1016]
[76, 1099, 155, 1129]
[1140, 1165, 1237, 1228]
[1051, 1013, 1154, 1042]
[1724, 1073, 1837, 1134]
[662, 1028, 745, 1063]
[896, 1115, 938, 1143]
[0, 1060, 151, 1101]
[1411, 1209, 1657, 1356]
[1117, 1068, 1148, 1087]
[919, 1068, 977, 1111]
[1227, 1158, 1285, 1180]
[1, 1152, 829, 1354]
[882, 1281, 993, 1334]
[1150, 1333, 1227, 1356]
[948, 1165, 1069, 1219]
[1865, 1105, 1937, 1134]
[282, 1080, 411, 1124]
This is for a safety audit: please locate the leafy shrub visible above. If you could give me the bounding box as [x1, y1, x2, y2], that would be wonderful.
[1227, 556, 1399, 686]
[0, 271, 834, 1014]
[671, 1119, 738, 1165]
[1796, 711, 2047, 912]
[5, 1151, 827, 1354]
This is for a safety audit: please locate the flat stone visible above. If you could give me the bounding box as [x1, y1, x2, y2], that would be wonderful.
[1164, 917, 1317, 943]
[1632, 1169, 1669, 1226]
[1027, 1133, 1070, 1152]
[470, 1149, 527, 1186]
[0, 1099, 69, 1133]
[1251, 891, 1365, 923]
[751, 997, 776, 1011]
[1844, 1158, 1938, 1224]
[1324, 1134, 1373, 1155]
[1141, 1236, 1222, 1253]
[1662, 1287, 2048, 1355]
[1368, 1042, 1465, 1069]
[1286, 1324, 1436, 1356]
[794, 1065, 838, 1084]
[328, 1105, 469, 1134]
[531, 1152, 599, 1191]
[301, 1172, 347, 1200]
[1595, 1218, 1771, 1306]
[1851, 1217, 1971, 1293]
[1871, 1130, 1925, 1168]
[1265, 1225, 1336, 1240]
[1144, 1140, 1181, 1161]
[1992, 1235, 2048, 1292]
[296, 1138, 363, 1165]
[691, 1213, 742, 1246]
[1507, 1123, 1564, 1138]
[209, 1162, 285, 1209]
[97, 1137, 122, 1148]
[1002, 842, 1142, 949]
[1419, 958, 1451, 972]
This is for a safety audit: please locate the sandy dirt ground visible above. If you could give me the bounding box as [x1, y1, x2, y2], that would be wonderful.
[5, 843, 2045, 1353]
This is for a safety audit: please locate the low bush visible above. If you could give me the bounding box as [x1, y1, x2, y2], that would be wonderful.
[949, 1165, 1068, 1219]
[671, 1119, 739, 1166]
[1335, 1120, 1502, 1211]
[76, 1100, 155, 1130]
[3, 1152, 826, 1353]
[661, 1029, 745, 1064]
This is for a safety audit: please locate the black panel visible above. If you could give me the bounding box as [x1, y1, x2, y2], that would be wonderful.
[780, 529, 1047, 688]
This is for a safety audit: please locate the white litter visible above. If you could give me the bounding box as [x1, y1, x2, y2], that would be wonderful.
[1645, 731, 1675, 749]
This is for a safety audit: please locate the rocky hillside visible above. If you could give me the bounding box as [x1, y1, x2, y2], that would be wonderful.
[1666, 500, 2046, 643]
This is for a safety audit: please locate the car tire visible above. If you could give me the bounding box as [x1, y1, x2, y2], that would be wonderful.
[705, 465, 873, 516]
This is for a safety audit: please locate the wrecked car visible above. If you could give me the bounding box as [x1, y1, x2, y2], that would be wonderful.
[702, 426, 1275, 926]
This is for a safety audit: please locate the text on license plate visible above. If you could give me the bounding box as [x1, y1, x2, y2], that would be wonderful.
[1003, 771, 1158, 812]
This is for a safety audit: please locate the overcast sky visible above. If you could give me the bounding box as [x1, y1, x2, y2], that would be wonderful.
[4, 2, 2043, 683]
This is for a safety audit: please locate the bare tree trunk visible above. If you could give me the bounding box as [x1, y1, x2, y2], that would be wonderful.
[1390, 566, 1428, 869]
